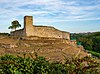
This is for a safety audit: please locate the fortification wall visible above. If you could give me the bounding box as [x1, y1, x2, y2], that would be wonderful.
[10, 29, 24, 36]
[24, 16, 34, 36]
[10, 16, 70, 40]
[10, 26, 70, 40]
[33, 26, 70, 40]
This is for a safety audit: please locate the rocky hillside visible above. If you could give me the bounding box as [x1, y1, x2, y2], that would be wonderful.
[0, 36, 89, 62]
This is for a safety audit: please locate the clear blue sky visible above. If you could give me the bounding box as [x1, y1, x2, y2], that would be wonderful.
[0, 0, 100, 33]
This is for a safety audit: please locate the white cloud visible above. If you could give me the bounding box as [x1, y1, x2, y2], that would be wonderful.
[0, 0, 100, 33]
[0, 0, 100, 23]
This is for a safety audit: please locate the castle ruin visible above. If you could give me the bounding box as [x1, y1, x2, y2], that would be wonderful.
[11, 16, 70, 40]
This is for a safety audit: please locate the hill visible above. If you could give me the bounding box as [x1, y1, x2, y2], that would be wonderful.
[71, 31, 100, 58]
[0, 36, 88, 62]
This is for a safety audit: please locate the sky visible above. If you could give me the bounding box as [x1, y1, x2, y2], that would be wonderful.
[0, 0, 100, 33]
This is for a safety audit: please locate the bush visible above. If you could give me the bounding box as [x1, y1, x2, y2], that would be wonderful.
[0, 54, 100, 74]
[0, 33, 10, 36]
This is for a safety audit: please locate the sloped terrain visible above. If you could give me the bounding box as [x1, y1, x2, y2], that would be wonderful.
[0, 36, 88, 62]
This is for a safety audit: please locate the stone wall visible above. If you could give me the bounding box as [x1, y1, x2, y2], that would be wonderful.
[33, 26, 70, 40]
[10, 26, 70, 40]
[24, 16, 34, 36]
[10, 29, 24, 36]
[10, 16, 70, 40]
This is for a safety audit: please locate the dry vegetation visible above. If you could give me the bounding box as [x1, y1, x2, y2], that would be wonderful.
[0, 36, 89, 62]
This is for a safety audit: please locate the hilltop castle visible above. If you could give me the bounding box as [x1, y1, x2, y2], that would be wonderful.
[11, 16, 70, 40]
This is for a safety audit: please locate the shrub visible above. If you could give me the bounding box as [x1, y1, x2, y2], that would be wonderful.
[0, 55, 100, 74]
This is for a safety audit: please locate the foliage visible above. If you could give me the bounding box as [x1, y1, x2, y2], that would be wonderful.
[0, 33, 10, 36]
[91, 32, 100, 37]
[8, 20, 21, 31]
[92, 37, 100, 53]
[0, 54, 100, 74]
[87, 50, 100, 58]
[71, 32, 100, 58]
[65, 56, 100, 74]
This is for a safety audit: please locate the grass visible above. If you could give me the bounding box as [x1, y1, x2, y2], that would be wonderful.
[87, 50, 100, 58]
[95, 36, 100, 38]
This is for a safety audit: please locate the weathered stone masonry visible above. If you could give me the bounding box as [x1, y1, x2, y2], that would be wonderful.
[11, 16, 70, 40]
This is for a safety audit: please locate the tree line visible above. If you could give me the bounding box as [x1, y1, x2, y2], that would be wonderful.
[71, 32, 100, 58]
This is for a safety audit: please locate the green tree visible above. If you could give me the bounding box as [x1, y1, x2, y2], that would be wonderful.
[77, 37, 93, 50]
[8, 20, 21, 31]
[92, 38, 100, 53]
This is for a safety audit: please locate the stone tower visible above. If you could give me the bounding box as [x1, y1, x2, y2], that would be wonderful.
[24, 16, 34, 36]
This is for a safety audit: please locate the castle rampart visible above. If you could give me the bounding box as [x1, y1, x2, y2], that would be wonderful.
[10, 16, 70, 40]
